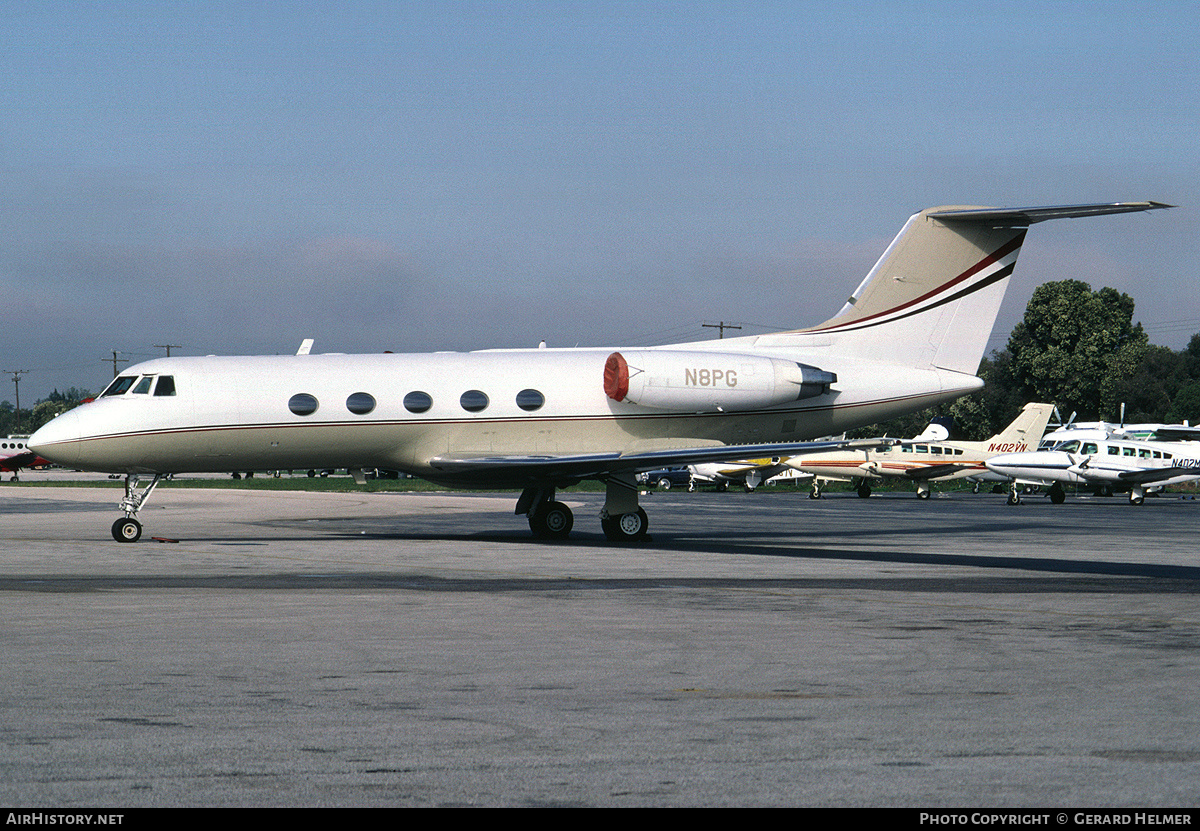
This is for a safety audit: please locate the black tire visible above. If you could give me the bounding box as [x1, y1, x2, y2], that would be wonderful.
[604, 508, 648, 542]
[112, 517, 142, 543]
[530, 501, 574, 539]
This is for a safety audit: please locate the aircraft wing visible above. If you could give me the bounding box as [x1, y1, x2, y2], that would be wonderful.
[1149, 426, 1200, 442]
[0, 451, 38, 472]
[428, 438, 896, 481]
[900, 463, 975, 481]
[1114, 466, 1200, 485]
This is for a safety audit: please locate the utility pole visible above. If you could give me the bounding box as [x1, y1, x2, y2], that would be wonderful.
[3, 369, 28, 434]
[702, 321, 742, 339]
[154, 344, 181, 357]
[104, 351, 129, 378]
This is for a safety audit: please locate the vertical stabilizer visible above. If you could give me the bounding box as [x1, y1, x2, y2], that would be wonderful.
[985, 402, 1055, 451]
[789, 202, 1169, 376]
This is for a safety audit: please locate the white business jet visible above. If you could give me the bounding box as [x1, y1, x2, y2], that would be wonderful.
[28, 202, 1168, 542]
[791, 401, 1055, 499]
[986, 433, 1200, 505]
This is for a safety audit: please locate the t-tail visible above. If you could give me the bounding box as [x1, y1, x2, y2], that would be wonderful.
[781, 203, 1171, 375]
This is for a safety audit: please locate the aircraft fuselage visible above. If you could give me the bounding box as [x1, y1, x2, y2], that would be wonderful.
[32, 346, 976, 485]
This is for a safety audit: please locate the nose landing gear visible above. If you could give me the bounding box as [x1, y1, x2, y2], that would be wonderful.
[110, 474, 167, 542]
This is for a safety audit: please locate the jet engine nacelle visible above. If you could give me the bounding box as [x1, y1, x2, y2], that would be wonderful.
[603, 350, 836, 412]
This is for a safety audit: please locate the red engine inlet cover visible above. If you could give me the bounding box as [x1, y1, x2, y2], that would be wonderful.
[603, 352, 629, 402]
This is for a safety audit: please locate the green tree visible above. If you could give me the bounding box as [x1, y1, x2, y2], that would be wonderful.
[1166, 380, 1200, 424]
[1006, 280, 1147, 421]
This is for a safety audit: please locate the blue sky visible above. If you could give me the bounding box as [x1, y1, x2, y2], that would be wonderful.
[2, 2, 1197, 402]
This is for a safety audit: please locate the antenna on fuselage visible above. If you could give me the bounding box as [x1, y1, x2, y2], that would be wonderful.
[296, 339, 314, 356]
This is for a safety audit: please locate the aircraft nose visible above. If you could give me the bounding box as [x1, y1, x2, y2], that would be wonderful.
[28, 408, 82, 467]
[984, 454, 1018, 474]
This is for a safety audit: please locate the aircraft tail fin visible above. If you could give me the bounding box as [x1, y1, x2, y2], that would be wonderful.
[912, 416, 954, 442]
[787, 203, 1169, 375]
[985, 402, 1056, 452]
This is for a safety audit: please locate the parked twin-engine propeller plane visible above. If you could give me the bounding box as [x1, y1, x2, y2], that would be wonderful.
[28, 202, 1168, 542]
[792, 401, 1055, 499]
[986, 433, 1200, 505]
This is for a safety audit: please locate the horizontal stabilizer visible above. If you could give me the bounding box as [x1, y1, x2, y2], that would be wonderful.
[928, 202, 1172, 225]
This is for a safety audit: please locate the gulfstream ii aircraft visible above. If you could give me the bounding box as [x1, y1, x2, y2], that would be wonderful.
[28, 202, 1168, 542]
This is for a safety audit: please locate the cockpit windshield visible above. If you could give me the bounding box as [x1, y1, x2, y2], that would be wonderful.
[102, 376, 137, 397]
[100, 375, 176, 397]
[1053, 440, 1081, 453]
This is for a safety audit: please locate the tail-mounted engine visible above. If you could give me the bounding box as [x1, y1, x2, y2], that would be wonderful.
[603, 350, 835, 412]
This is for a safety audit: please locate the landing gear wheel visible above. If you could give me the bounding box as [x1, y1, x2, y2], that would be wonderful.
[917, 488, 931, 500]
[1006, 489, 1021, 506]
[1049, 486, 1066, 504]
[530, 501, 574, 539]
[1130, 494, 1145, 506]
[112, 517, 142, 543]
[603, 508, 649, 542]
[856, 484, 872, 498]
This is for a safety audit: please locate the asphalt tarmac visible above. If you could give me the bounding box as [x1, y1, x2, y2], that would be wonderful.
[2, 476, 1200, 807]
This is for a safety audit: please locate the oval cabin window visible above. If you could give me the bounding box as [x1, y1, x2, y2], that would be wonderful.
[460, 390, 489, 412]
[516, 389, 545, 411]
[403, 391, 433, 413]
[346, 392, 376, 415]
[288, 393, 319, 416]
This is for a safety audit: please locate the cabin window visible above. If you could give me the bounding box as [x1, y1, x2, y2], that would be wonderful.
[1153, 451, 1163, 459]
[288, 393, 319, 416]
[102, 376, 137, 397]
[930, 446, 942, 455]
[403, 391, 432, 413]
[460, 390, 489, 413]
[154, 376, 176, 396]
[1108, 446, 1120, 455]
[346, 392, 376, 415]
[516, 389, 545, 411]
[131, 376, 153, 394]
[1082, 443, 1098, 455]
[1123, 447, 1136, 457]
[1139, 449, 1151, 459]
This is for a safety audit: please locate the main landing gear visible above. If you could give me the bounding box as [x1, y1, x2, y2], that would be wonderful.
[110, 473, 167, 542]
[517, 473, 651, 542]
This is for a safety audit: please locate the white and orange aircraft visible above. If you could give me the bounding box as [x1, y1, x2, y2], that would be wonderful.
[790, 401, 1055, 499]
[28, 202, 1168, 542]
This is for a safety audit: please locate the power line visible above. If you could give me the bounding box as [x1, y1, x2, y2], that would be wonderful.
[103, 351, 129, 378]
